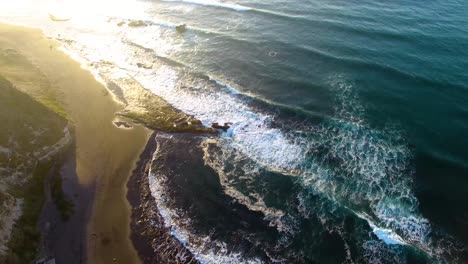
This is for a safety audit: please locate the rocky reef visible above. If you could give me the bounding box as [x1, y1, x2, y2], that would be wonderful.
[103, 75, 215, 134]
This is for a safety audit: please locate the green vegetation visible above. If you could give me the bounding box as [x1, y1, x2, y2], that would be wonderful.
[51, 174, 74, 221]
[37, 98, 70, 121]
[1, 162, 50, 264]
[0, 75, 70, 263]
[0, 48, 70, 122]
[0, 76, 67, 161]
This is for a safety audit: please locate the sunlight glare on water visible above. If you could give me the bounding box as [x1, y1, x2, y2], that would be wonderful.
[0, 0, 145, 21]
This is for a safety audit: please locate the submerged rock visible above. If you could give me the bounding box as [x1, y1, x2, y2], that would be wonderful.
[175, 24, 187, 33]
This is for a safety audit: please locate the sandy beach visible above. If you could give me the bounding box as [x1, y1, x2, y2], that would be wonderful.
[0, 23, 151, 264]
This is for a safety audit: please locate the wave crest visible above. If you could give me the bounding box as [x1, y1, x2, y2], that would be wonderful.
[161, 0, 251, 11]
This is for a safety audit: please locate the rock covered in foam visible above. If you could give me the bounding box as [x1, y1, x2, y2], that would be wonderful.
[211, 122, 232, 131]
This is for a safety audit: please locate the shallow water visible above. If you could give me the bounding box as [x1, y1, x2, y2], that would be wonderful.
[2, 0, 467, 262]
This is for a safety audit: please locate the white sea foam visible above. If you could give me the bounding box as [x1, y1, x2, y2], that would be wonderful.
[133, 65, 306, 175]
[199, 76, 429, 252]
[295, 78, 434, 249]
[161, 0, 252, 11]
[201, 137, 290, 233]
[362, 239, 405, 264]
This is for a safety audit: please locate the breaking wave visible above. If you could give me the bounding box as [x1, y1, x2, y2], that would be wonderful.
[195, 74, 461, 261]
[161, 0, 252, 11]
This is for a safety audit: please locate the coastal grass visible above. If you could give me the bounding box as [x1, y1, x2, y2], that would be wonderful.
[0, 61, 70, 263]
[51, 173, 74, 221]
[0, 76, 68, 153]
[1, 162, 51, 264]
[0, 25, 148, 263]
[0, 48, 71, 122]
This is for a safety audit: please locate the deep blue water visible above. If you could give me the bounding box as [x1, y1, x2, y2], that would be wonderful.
[137, 1, 468, 262]
[134, 0, 468, 262]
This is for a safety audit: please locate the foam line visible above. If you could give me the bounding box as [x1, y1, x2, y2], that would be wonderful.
[161, 0, 252, 11]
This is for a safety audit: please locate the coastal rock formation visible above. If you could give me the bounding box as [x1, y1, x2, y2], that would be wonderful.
[211, 122, 232, 131]
[103, 76, 214, 134]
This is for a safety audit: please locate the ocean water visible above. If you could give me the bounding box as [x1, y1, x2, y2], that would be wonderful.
[2, 0, 468, 262]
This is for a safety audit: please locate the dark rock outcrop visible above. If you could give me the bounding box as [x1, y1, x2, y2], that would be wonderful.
[211, 122, 232, 131]
[175, 24, 187, 34]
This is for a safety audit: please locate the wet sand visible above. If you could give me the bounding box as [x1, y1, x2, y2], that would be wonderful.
[0, 24, 151, 264]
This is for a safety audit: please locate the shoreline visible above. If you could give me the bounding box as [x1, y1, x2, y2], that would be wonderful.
[0, 23, 151, 263]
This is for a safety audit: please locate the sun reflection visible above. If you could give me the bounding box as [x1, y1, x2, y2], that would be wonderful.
[48, 0, 143, 19]
[0, 0, 144, 20]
